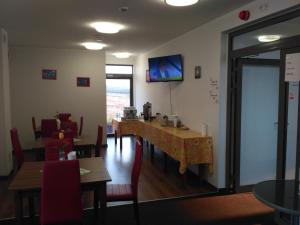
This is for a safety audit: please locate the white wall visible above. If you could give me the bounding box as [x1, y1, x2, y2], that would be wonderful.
[10, 47, 106, 149]
[135, 0, 300, 188]
[0, 28, 13, 176]
[106, 54, 136, 66]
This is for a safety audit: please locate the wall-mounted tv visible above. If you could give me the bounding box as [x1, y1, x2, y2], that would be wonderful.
[148, 54, 183, 82]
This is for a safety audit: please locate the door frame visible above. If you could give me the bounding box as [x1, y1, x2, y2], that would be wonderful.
[281, 47, 300, 182]
[226, 8, 300, 192]
[233, 58, 280, 192]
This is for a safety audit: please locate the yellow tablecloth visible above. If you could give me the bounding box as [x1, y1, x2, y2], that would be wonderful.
[112, 119, 213, 174]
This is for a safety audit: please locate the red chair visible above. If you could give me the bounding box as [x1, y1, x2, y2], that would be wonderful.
[79, 116, 83, 136]
[106, 137, 143, 225]
[32, 117, 41, 139]
[10, 128, 24, 169]
[40, 160, 82, 225]
[45, 138, 73, 161]
[58, 113, 71, 122]
[41, 119, 58, 138]
[60, 121, 78, 138]
[95, 125, 103, 157]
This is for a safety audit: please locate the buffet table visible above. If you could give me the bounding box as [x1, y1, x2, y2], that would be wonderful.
[112, 118, 213, 174]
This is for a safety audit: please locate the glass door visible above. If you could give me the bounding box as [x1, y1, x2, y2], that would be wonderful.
[105, 65, 133, 135]
[234, 58, 280, 192]
[282, 47, 300, 181]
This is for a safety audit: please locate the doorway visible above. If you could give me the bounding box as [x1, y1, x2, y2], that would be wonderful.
[233, 57, 280, 192]
[226, 9, 300, 192]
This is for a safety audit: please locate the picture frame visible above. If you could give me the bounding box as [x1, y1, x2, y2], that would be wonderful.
[77, 77, 90, 87]
[42, 69, 57, 80]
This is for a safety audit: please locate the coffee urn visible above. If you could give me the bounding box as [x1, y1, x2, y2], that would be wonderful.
[143, 102, 152, 121]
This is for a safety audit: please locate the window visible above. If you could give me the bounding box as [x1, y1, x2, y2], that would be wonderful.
[105, 65, 133, 134]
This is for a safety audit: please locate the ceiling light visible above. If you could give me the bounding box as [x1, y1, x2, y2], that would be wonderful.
[258, 35, 281, 43]
[81, 42, 106, 50]
[113, 52, 132, 58]
[91, 22, 124, 34]
[165, 0, 198, 7]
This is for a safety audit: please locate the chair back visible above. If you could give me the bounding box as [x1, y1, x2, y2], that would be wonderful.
[79, 116, 83, 136]
[32, 117, 37, 132]
[10, 128, 24, 169]
[45, 138, 73, 161]
[131, 138, 143, 196]
[58, 113, 71, 122]
[32, 116, 41, 139]
[95, 125, 103, 157]
[41, 119, 58, 138]
[60, 121, 78, 137]
[40, 160, 82, 225]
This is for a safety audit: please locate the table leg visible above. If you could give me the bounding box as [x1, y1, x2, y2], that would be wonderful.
[14, 191, 23, 225]
[94, 189, 99, 219]
[120, 136, 123, 150]
[150, 144, 154, 162]
[99, 184, 107, 225]
[181, 172, 187, 188]
[114, 131, 117, 145]
[28, 197, 35, 223]
[164, 152, 168, 173]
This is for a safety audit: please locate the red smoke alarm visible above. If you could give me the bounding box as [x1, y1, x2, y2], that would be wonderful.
[239, 10, 250, 21]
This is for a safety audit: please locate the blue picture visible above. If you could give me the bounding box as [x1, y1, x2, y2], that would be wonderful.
[148, 54, 183, 82]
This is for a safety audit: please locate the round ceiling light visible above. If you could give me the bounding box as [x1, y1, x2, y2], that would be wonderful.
[258, 35, 281, 43]
[91, 22, 124, 34]
[165, 0, 199, 7]
[81, 42, 106, 50]
[112, 52, 132, 58]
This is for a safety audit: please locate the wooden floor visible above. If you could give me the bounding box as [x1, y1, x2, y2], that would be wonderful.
[0, 136, 215, 219]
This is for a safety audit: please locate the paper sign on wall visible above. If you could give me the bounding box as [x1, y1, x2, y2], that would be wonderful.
[285, 53, 300, 82]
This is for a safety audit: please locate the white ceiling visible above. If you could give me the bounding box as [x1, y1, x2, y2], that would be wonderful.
[0, 0, 254, 55]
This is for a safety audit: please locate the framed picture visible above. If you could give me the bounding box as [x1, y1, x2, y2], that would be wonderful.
[77, 77, 90, 87]
[42, 69, 57, 80]
[146, 69, 150, 83]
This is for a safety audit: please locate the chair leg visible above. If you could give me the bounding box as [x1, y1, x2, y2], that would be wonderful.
[28, 197, 35, 223]
[133, 199, 140, 225]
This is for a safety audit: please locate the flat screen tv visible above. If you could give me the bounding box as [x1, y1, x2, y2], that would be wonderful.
[148, 54, 183, 82]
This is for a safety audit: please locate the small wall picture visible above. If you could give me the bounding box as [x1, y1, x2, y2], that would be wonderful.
[77, 77, 90, 87]
[42, 69, 57, 80]
[146, 69, 150, 83]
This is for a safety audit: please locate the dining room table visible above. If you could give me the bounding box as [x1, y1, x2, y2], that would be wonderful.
[28, 135, 95, 159]
[8, 157, 111, 225]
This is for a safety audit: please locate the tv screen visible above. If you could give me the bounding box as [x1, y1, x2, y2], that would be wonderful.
[148, 54, 183, 82]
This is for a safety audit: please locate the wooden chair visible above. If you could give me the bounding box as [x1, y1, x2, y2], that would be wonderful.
[79, 116, 83, 136]
[41, 119, 58, 138]
[44, 138, 73, 161]
[60, 121, 78, 138]
[58, 113, 71, 122]
[40, 160, 82, 225]
[10, 128, 35, 221]
[10, 128, 24, 170]
[106, 137, 143, 225]
[95, 125, 103, 157]
[32, 117, 41, 139]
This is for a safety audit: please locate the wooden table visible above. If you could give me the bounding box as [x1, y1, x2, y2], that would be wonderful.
[28, 136, 95, 159]
[112, 118, 213, 174]
[9, 157, 111, 225]
[29, 136, 94, 149]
